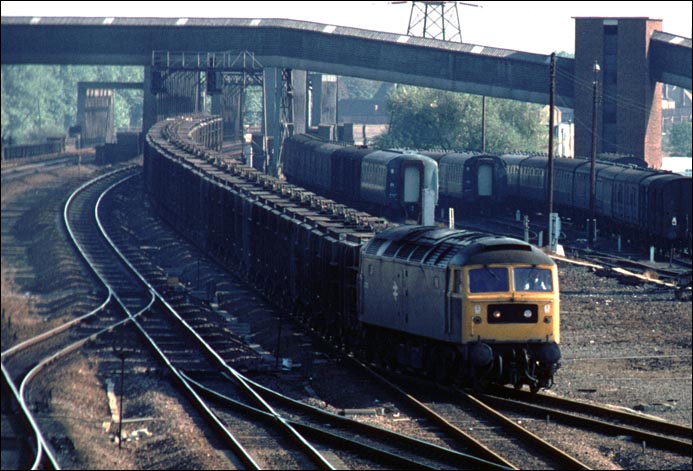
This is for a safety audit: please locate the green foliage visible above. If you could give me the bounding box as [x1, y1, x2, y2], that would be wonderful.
[243, 86, 264, 127]
[339, 76, 384, 100]
[664, 121, 692, 157]
[372, 85, 548, 153]
[1, 65, 142, 144]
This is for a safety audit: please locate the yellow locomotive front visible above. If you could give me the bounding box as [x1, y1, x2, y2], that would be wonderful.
[452, 260, 561, 391]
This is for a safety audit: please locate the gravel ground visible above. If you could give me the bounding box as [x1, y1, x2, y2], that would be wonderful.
[552, 261, 691, 428]
[2, 162, 691, 469]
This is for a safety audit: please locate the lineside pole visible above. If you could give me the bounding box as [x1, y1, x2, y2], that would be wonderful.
[547, 52, 555, 249]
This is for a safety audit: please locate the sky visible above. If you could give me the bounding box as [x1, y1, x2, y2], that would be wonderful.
[2, 1, 692, 55]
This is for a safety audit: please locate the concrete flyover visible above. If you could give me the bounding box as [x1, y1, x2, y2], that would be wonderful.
[0, 16, 576, 107]
[649, 31, 692, 90]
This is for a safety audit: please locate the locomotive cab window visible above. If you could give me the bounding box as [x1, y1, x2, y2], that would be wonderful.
[514, 267, 552, 292]
[468, 267, 509, 293]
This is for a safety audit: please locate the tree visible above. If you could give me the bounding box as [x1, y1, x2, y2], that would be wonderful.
[373, 85, 547, 154]
[1, 65, 142, 144]
[665, 121, 692, 157]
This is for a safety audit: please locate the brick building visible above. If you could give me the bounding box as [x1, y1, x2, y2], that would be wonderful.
[574, 17, 663, 168]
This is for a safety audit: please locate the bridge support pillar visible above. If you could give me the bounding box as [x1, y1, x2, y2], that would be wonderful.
[264, 67, 281, 176]
[292, 70, 307, 135]
[143, 66, 158, 136]
[309, 73, 338, 130]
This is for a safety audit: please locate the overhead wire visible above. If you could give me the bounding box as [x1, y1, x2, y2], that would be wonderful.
[553, 66, 667, 155]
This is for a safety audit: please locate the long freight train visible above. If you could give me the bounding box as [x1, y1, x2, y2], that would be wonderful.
[144, 114, 561, 391]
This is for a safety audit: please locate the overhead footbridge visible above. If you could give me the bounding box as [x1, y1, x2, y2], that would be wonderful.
[649, 31, 692, 90]
[1, 16, 576, 107]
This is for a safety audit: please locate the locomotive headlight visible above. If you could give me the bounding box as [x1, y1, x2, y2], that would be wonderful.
[523, 309, 532, 318]
[544, 315, 552, 323]
[544, 304, 551, 313]
[474, 304, 481, 314]
[493, 310, 502, 319]
[473, 316, 482, 324]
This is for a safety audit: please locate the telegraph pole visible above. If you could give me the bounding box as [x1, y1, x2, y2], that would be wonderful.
[589, 61, 600, 248]
[547, 52, 555, 249]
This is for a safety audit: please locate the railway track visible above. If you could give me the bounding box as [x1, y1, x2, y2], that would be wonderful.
[2, 166, 137, 470]
[100, 175, 624, 467]
[103, 173, 511, 469]
[1, 152, 93, 184]
[4, 121, 687, 468]
[309, 347, 589, 469]
[342, 360, 692, 470]
[186, 370, 507, 469]
[3, 166, 248, 469]
[481, 385, 692, 454]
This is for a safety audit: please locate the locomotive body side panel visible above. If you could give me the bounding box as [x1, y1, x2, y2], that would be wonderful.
[359, 255, 452, 341]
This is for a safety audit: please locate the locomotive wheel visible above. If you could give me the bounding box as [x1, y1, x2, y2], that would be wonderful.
[473, 377, 490, 392]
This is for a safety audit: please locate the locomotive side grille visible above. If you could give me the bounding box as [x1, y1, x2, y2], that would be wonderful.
[423, 243, 450, 265]
[396, 243, 419, 260]
[382, 239, 406, 257]
[409, 244, 432, 262]
[487, 304, 538, 323]
[364, 238, 387, 255]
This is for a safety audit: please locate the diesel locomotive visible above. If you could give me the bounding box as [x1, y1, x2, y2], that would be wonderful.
[144, 114, 561, 391]
[360, 225, 560, 391]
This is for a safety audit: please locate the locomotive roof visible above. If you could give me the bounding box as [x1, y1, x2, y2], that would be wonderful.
[363, 225, 554, 268]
